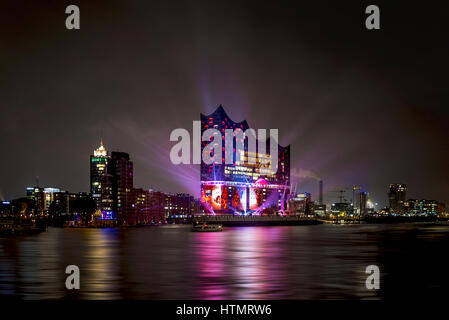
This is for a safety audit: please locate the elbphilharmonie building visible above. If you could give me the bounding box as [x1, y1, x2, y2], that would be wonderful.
[200, 105, 290, 215]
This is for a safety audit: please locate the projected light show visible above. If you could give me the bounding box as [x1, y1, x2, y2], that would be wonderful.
[200, 106, 290, 215]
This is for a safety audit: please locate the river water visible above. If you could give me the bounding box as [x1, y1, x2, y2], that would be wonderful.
[1, 223, 449, 299]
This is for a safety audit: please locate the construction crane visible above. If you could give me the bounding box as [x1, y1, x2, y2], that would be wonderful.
[329, 187, 347, 203]
[336, 190, 346, 203]
[291, 182, 298, 198]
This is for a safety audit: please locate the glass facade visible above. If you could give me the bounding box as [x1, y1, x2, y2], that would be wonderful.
[200, 105, 290, 215]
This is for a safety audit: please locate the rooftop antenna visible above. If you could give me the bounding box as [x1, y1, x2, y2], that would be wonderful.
[36, 176, 39, 187]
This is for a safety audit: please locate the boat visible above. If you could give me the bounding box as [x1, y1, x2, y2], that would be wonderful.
[0, 220, 14, 235]
[192, 223, 223, 232]
[0, 220, 45, 235]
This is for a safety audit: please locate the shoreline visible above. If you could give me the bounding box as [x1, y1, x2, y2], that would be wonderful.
[1, 215, 446, 234]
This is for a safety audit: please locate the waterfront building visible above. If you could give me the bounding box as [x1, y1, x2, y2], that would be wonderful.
[1, 198, 34, 217]
[90, 141, 168, 225]
[359, 191, 368, 216]
[90, 141, 114, 218]
[109, 151, 134, 223]
[43, 188, 62, 213]
[26, 186, 43, 199]
[26, 186, 62, 214]
[191, 198, 206, 216]
[314, 204, 326, 216]
[404, 199, 438, 215]
[331, 202, 354, 215]
[288, 192, 313, 215]
[47, 191, 96, 223]
[26, 186, 44, 214]
[147, 190, 166, 222]
[200, 105, 290, 215]
[165, 193, 194, 218]
[421, 200, 437, 215]
[131, 188, 166, 224]
[0, 201, 12, 216]
[388, 184, 407, 215]
[318, 180, 323, 204]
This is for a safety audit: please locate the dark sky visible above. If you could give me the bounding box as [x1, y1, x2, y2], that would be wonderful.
[1, 0, 448, 207]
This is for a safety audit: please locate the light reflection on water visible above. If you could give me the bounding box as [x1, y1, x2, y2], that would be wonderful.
[1, 223, 449, 299]
[194, 227, 288, 299]
[80, 229, 121, 299]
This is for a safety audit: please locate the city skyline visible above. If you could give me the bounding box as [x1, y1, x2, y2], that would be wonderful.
[3, 134, 446, 213]
[2, 1, 449, 304]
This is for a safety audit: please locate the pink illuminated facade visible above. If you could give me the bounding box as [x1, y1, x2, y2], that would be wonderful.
[200, 106, 290, 215]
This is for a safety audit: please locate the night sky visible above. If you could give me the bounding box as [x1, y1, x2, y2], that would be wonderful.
[1, 1, 448, 207]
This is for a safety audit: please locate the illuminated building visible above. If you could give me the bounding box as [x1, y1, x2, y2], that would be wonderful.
[43, 188, 61, 212]
[404, 199, 438, 215]
[331, 202, 353, 215]
[26, 186, 44, 214]
[131, 189, 166, 224]
[48, 191, 93, 217]
[109, 152, 134, 223]
[1, 198, 34, 217]
[388, 184, 407, 215]
[191, 198, 206, 216]
[26, 186, 43, 199]
[147, 190, 166, 222]
[359, 191, 368, 216]
[90, 140, 114, 219]
[200, 105, 290, 215]
[288, 192, 313, 215]
[26, 186, 62, 214]
[90, 141, 166, 225]
[314, 204, 326, 216]
[0, 201, 12, 216]
[165, 193, 194, 218]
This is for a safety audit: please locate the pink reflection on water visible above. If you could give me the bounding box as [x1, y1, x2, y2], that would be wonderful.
[194, 231, 227, 299]
[229, 227, 287, 299]
[193, 227, 290, 299]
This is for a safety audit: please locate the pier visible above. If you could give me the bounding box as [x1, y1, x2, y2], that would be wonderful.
[193, 215, 321, 227]
[317, 215, 439, 224]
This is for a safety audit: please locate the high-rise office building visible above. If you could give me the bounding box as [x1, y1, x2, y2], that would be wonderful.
[318, 180, 323, 205]
[26, 186, 44, 214]
[359, 191, 368, 216]
[110, 151, 134, 222]
[90, 140, 114, 219]
[388, 184, 407, 215]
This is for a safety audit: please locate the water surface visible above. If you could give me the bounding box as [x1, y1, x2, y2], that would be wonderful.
[1, 223, 449, 299]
